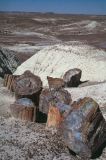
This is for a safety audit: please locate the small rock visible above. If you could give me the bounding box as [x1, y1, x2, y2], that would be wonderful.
[47, 76, 64, 89]
[63, 68, 82, 87]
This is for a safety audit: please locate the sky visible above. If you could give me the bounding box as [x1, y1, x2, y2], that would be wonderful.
[0, 0, 106, 15]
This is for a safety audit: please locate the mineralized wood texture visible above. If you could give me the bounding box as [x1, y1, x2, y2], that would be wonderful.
[4, 74, 18, 91]
[46, 105, 63, 128]
[4, 74, 8, 87]
[47, 76, 65, 89]
[39, 88, 72, 115]
[10, 98, 36, 122]
[46, 102, 72, 128]
[63, 97, 106, 158]
[63, 68, 82, 87]
[13, 70, 42, 96]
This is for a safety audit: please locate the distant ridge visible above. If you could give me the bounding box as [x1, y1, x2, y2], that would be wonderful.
[0, 11, 106, 16]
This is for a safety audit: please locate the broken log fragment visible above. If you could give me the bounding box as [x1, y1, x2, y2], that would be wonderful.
[39, 88, 72, 115]
[7, 74, 13, 90]
[3, 74, 19, 91]
[46, 105, 63, 128]
[10, 98, 36, 122]
[13, 71, 42, 106]
[47, 76, 65, 90]
[63, 97, 106, 158]
[13, 70, 42, 96]
[63, 68, 82, 87]
[4, 74, 9, 87]
[46, 102, 72, 128]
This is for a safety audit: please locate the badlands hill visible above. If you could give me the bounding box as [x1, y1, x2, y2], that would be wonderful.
[14, 42, 106, 86]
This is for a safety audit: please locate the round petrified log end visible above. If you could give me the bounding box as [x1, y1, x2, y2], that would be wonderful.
[10, 98, 36, 122]
[13, 70, 42, 96]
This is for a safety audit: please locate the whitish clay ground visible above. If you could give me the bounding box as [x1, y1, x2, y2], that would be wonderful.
[14, 42, 106, 86]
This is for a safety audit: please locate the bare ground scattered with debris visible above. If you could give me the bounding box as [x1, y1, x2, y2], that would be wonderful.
[0, 116, 106, 160]
[0, 117, 73, 160]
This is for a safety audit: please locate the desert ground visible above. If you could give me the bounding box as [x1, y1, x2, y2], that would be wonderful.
[0, 12, 106, 160]
[0, 12, 106, 61]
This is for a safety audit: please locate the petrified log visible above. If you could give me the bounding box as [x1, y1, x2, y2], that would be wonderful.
[47, 76, 64, 89]
[7, 75, 12, 89]
[13, 70, 42, 105]
[4, 74, 19, 91]
[46, 105, 63, 128]
[9, 75, 16, 91]
[46, 102, 71, 128]
[13, 70, 42, 95]
[4, 74, 9, 87]
[10, 98, 36, 122]
[39, 88, 72, 115]
[63, 97, 106, 158]
[63, 68, 82, 87]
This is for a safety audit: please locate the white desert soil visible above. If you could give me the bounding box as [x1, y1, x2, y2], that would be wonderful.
[6, 44, 46, 53]
[14, 42, 106, 86]
[0, 42, 106, 160]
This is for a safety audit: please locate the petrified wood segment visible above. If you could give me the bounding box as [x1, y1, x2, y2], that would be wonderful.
[47, 76, 64, 89]
[10, 98, 36, 122]
[4, 74, 9, 87]
[63, 68, 82, 87]
[39, 88, 72, 115]
[4, 74, 19, 91]
[46, 102, 72, 128]
[46, 105, 63, 128]
[63, 97, 106, 158]
[13, 70, 42, 96]
[7, 74, 14, 90]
